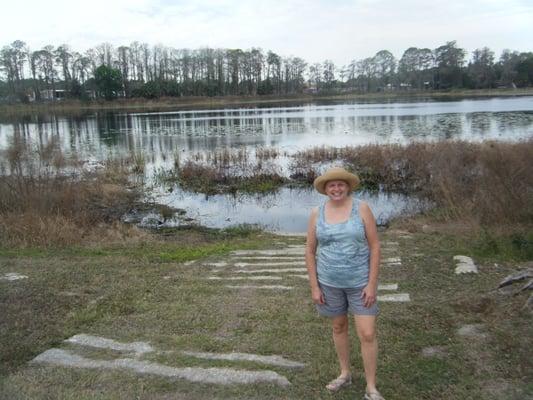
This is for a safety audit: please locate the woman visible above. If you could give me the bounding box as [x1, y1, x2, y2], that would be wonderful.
[306, 167, 384, 400]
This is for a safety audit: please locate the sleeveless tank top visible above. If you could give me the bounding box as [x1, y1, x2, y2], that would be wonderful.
[316, 198, 370, 288]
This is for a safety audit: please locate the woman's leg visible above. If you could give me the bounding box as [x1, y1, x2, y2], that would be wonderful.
[354, 314, 378, 392]
[331, 314, 351, 377]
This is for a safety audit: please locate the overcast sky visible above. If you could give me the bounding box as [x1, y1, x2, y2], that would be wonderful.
[2, 0, 532, 66]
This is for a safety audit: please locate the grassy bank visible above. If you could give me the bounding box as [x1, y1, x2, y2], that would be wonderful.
[0, 134, 531, 398]
[1, 88, 533, 118]
[0, 221, 531, 399]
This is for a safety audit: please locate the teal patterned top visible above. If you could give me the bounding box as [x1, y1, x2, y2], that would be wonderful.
[316, 198, 370, 288]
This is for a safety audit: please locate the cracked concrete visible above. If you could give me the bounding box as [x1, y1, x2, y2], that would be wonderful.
[234, 268, 307, 274]
[225, 285, 293, 290]
[181, 351, 305, 368]
[1, 272, 28, 281]
[453, 255, 478, 274]
[378, 293, 411, 302]
[234, 261, 305, 267]
[207, 276, 283, 280]
[31, 348, 290, 386]
[65, 334, 154, 356]
[231, 249, 303, 256]
[231, 256, 303, 261]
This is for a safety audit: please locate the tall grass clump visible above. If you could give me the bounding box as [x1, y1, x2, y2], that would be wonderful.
[171, 160, 286, 195]
[159, 147, 286, 195]
[291, 140, 533, 226]
[0, 137, 141, 247]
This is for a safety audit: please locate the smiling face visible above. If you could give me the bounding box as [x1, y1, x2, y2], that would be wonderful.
[324, 180, 350, 201]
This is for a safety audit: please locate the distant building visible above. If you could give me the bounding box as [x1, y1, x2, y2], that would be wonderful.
[303, 85, 318, 94]
[25, 89, 97, 101]
[40, 89, 67, 100]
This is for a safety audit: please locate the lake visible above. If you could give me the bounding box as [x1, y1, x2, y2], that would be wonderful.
[1, 96, 532, 232]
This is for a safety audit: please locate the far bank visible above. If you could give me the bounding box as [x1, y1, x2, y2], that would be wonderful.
[1, 88, 533, 118]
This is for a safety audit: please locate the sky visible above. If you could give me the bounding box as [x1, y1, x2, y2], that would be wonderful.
[2, 0, 532, 66]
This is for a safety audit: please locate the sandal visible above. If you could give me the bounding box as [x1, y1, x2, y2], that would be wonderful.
[364, 390, 385, 400]
[325, 374, 352, 392]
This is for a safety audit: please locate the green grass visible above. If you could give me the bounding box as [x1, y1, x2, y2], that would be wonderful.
[0, 221, 531, 399]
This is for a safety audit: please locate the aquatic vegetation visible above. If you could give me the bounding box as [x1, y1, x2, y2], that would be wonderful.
[0, 138, 142, 247]
[291, 140, 533, 225]
[160, 140, 532, 226]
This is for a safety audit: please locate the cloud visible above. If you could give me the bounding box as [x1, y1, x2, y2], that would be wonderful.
[2, 0, 532, 66]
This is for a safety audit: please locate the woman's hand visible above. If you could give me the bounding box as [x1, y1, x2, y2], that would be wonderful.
[361, 284, 377, 308]
[311, 287, 325, 304]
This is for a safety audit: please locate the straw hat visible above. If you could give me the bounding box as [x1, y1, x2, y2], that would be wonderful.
[313, 167, 360, 195]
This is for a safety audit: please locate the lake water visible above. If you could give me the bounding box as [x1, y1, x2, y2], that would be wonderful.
[1, 96, 532, 232]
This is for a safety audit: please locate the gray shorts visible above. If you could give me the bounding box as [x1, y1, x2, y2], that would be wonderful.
[316, 282, 379, 317]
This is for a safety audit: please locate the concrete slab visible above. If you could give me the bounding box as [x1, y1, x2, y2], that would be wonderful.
[65, 334, 153, 356]
[383, 257, 402, 263]
[453, 255, 478, 274]
[288, 274, 310, 280]
[204, 262, 228, 268]
[421, 346, 447, 358]
[274, 232, 307, 237]
[378, 293, 411, 302]
[206, 276, 283, 281]
[232, 257, 303, 261]
[31, 348, 290, 386]
[457, 324, 486, 338]
[234, 268, 307, 274]
[234, 262, 305, 267]
[231, 249, 304, 256]
[225, 285, 293, 290]
[377, 284, 399, 291]
[381, 241, 399, 247]
[181, 351, 305, 369]
[0, 272, 28, 281]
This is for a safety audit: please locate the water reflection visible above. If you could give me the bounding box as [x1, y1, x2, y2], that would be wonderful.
[2, 98, 532, 162]
[154, 186, 430, 233]
[1, 97, 531, 230]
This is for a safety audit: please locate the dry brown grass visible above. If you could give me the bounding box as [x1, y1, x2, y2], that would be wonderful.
[172, 159, 285, 195]
[163, 147, 286, 194]
[0, 138, 141, 247]
[292, 140, 533, 225]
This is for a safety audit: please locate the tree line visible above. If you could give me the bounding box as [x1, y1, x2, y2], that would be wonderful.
[1, 40, 532, 102]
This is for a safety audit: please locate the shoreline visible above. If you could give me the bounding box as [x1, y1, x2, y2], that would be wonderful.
[1, 88, 533, 117]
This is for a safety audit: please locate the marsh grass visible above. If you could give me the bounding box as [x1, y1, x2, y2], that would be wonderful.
[175, 161, 286, 194]
[0, 138, 143, 247]
[161, 147, 287, 195]
[292, 140, 533, 226]
[161, 140, 532, 228]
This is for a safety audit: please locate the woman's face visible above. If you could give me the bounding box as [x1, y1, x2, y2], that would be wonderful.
[324, 180, 350, 201]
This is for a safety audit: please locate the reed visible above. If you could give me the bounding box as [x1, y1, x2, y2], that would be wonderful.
[161, 147, 286, 195]
[0, 139, 140, 247]
[255, 146, 283, 161]
[292, 140, 533, 225]
[170, 160, 286, 195]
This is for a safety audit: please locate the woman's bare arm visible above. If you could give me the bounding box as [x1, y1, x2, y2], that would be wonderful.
[359, 201, 381, 307]
[306, 207, 324, 304]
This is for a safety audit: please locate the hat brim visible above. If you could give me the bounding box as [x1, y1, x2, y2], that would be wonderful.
[313, 169, 360, 195]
